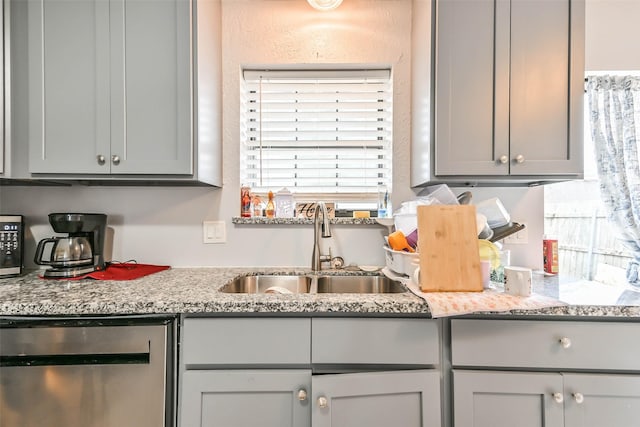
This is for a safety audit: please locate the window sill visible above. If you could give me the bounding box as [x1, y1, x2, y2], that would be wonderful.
[231, 216, 390, 226]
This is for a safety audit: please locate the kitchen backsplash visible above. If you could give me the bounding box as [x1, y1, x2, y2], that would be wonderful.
[0, 185, 543, 270]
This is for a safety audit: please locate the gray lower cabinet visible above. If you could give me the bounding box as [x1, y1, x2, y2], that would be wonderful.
[180, 369, 439, 427]
[413, 0, 585, 186]
[181, 370, 311, 427]
[179, 317, 442, 427]
[453, 370, 564, 427]
[453, 371, 640, 427]
[563, 373, 640, 427]
[313, 370, 440, 427]
[450, 319, 640, 427]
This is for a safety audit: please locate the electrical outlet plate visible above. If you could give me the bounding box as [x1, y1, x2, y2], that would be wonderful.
[504, 223, 528, 244]
[203, 221, 226, 244]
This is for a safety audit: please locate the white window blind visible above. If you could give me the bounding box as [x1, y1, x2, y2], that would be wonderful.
[240, 68, 393, 198]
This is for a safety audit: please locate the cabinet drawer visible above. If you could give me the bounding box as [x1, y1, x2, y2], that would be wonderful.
[182, 318, 311, 367]
[451, 319, 640, 370]
[312, 318, 439, 365]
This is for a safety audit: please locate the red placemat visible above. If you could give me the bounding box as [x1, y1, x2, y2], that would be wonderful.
[86, 263, 170, 280]
[39, 263, 171, 280]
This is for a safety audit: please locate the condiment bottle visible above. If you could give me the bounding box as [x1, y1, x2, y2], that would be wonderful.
[265, 191, 275, 218]
[252, 194, 263, 217]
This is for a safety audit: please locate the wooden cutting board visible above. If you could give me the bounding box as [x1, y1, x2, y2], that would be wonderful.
[417, 205, 483, 292]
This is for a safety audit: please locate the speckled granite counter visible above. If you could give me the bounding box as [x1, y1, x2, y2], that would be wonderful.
[1, 268, 640, 318]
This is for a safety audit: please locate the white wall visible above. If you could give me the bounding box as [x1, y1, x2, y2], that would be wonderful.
[585, 0, 640, 71]
[1, 0, 542, 269]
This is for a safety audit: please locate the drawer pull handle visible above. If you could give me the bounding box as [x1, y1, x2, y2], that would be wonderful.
[499, 155, 509, 164]
[552, 392, 564, 404]
[297, 389, 308, 401]
[515, 154, 525, 164]
[573, 392, 584, 404]
[559, 337, 572, 349]
[96, 154, 106, 165]
[317, 396, 328, 409]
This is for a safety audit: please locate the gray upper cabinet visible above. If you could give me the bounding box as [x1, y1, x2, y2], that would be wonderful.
[28, 0, 190, 175]
[412, 0, 585, 186]
[1, 0, 5, 176]
[8, 0, 222, 185]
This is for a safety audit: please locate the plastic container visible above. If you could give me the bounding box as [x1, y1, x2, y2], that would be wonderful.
[393, 213, 417, 236]
[275, 188, 295, 218]
[475, 197, 510, 228]
[418, 184, 459, 205]
[383, 246, 420, 277]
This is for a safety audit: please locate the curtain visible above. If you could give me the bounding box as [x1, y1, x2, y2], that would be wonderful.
[587, 75, 640, 285]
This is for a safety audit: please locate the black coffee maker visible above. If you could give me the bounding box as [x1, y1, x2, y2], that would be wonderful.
[34, 213, 107, 278]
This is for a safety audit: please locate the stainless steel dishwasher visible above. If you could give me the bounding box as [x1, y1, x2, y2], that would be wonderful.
[0, 315, 176, 427]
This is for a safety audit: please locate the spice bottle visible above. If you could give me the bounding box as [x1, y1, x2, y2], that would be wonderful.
[240, 185, 252, 217]
[252, 194, 264, 217]
[265, 191, 275, 218]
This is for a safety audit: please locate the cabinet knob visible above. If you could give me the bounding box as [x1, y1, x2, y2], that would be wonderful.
[573, 392, 584, 404]
[111, 155, 121, 165]
[515, 154, 525, 164]
[499, 155, 509, 164]
[317, 396, 328, 409]
[297, 389, 308, 401]
[552, 392, 564, 404]
[96, 154, 106, 165]
[559, 337, 572, 349]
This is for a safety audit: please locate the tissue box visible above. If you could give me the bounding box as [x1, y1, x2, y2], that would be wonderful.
[383, 246, 420, 277]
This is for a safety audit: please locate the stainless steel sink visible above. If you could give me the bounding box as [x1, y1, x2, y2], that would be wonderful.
[220, 274, 407, 294]
[316, 275, 406, 293]
[220, 275, 312, 294]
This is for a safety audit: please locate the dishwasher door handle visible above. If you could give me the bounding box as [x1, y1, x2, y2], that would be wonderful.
[0, 351, 151, 367]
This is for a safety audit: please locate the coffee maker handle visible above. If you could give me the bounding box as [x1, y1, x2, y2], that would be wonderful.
[34, 238, 57, 265]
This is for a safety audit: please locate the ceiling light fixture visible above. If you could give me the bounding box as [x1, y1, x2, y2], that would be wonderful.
[307, 0, 343, 11]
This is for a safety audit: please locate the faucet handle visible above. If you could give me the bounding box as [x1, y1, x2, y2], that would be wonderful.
[331, 256, 345, 270]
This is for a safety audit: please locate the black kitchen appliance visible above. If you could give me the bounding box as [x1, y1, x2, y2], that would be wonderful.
[34, 213, 107, 278]
[0, 215, 24, 277]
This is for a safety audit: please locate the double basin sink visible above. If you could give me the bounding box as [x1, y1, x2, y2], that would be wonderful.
[221, 274, 407, 295]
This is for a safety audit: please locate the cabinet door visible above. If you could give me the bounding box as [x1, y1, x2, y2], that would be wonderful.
[435, 0, 510, 176]
[564, 374, 640, 427]
[453, 370, 564, 427]
[28, 0, 111, 174]
[312, 370, 441, 427]
[109, 0, 192, 175]
[509, 0, 584, 176]
[180, 370, 311, 427]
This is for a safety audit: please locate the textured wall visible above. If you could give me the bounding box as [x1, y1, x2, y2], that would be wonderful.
[1, 0, 542, 269]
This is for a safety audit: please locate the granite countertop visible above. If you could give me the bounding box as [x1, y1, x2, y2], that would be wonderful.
[1, 267, 640, 318]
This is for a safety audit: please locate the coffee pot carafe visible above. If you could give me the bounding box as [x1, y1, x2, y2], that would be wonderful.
[35, 213, 107, 278]
[35, 236, 93, 268]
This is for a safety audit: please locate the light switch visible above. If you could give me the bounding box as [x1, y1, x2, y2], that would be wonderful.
[203, 221, 226, 244]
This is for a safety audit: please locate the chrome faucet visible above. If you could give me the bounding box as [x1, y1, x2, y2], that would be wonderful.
[312, 202, 332, 271]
